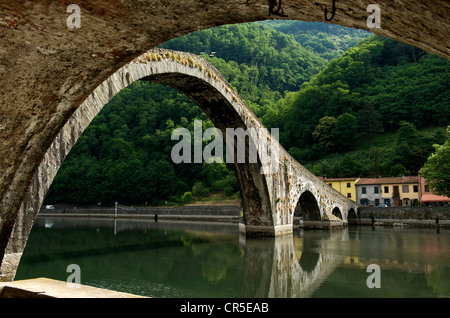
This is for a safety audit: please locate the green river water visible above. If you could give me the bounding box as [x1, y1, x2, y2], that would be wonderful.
[15, 216, 450, 298]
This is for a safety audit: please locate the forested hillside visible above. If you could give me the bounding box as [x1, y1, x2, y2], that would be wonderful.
[260, 20, 370, 60]
[160, 23, 328, 120]
[45, 22, 449, 206]
[273, 35, 449, 177]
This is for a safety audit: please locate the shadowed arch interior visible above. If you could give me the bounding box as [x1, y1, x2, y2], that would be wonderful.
[332, 207, 342, 220]
[347, 208, 357, 225]
[296, 191, 322, 221]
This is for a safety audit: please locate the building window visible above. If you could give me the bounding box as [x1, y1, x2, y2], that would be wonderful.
[347, 193, 351, 198]
[328, 183, 332, 187]
[425, 185, 429, 192]
[374, 187, 379, 194]
[347, 183, 351, 188]
[362, 187, 366, 194]
[402, 185, 409, 193]
[413, 185, 418, 193]
[384, 186, 389, 193]
[375, 199, 380, 206]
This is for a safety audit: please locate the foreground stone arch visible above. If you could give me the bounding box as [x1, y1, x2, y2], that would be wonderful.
[0, 0, 447, 281]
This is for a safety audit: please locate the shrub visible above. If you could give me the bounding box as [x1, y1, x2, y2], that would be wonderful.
[192, 181, 209, 198]
[181, 192, 193, 204]
[224, 185, 234, 197]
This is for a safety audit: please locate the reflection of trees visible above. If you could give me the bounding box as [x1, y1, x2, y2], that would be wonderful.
[17, 218, 245, 297]
[240, 238, 274, 298]
[426, 267, 450, 297]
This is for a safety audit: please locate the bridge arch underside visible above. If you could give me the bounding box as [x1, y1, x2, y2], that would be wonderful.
[0, 51, 283, 281]
[144, 73, 274, 229]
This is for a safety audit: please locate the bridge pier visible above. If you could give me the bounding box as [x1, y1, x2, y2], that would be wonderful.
[239, 222, 293, 238]
[299, 220, 347, 230]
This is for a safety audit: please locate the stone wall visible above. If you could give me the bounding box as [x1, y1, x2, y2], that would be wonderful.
[40, 205, 241, 216]
[356, 206, 450, 228]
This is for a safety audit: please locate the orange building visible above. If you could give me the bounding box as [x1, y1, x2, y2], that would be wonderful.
[418, 177, 450, 206]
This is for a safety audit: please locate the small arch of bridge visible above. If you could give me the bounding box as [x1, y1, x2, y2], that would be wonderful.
[332, 207, 343, 220]
[347, 208, 358, 225]
[295, 190, 323, 221]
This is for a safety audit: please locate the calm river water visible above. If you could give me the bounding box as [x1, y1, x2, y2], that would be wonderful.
[15, 216, 450, 298]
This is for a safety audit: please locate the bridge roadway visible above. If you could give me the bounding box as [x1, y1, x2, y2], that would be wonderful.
[0, 0, 448, 282]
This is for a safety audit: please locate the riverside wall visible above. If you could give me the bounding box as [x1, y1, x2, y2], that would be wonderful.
[356, 206, 450, 228]
[38, 205, 450, 229]
[38, 204, 242, 222]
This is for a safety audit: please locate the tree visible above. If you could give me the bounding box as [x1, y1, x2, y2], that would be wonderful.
[312, 116, 337, 148]
[421, 126, 450, 197]
[333, 112, 358, 151]
[394, 122, 430, 174]
[357, 103, 384, 149]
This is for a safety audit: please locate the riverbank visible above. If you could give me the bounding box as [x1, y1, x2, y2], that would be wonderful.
[39, 204, 242, 223]
[38, 205, 450, 229]
[357, 206, 450, 229]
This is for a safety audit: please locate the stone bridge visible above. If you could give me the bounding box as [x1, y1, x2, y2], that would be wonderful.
[0, 48, 358, 281]
[0, 0, 448, 282]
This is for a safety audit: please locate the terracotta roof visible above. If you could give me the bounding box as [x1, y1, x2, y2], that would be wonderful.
[319, 177, 359, 182]
[356, 176, 419, 185]
[421, 194, 450, 202]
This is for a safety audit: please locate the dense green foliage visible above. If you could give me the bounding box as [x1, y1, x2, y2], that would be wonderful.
[46, 81, 238, 205]
[421, 126, 450, 197]
[45, 22, 450, 205]
[160, 23, 328, 120]
[274, 35, 450, 167]
[305, 123, 448, 178]
[261, 20, 370, 60]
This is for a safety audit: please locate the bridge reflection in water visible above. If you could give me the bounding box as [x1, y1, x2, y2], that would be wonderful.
[240, 233, 345, 298]
[15, 217, 450, 298]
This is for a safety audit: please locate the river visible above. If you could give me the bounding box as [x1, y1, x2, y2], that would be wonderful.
[15, 216, 450, 298]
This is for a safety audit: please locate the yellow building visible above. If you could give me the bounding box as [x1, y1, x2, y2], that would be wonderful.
[320, 177, 359, 202]
[379, 176, 420, 207]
